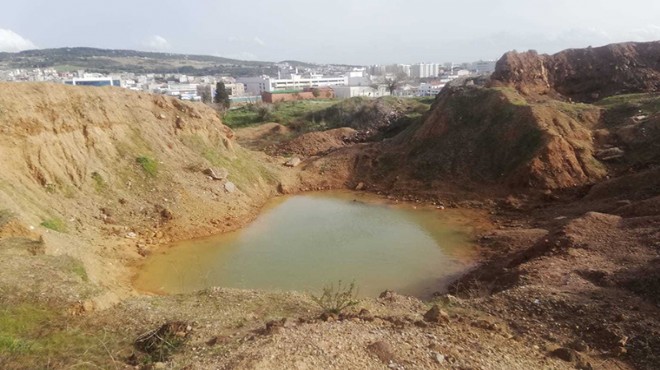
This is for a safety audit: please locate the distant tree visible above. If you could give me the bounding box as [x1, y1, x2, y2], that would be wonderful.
[384, 72, 408, 95]
[214, 81, 231, 109]
[197, 84, 212, 104]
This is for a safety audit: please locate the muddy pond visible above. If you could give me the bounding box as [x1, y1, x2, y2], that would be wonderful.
[134, 191, 480, 298]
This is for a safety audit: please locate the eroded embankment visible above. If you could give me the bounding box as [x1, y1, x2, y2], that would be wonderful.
[0, 83, 297, 305]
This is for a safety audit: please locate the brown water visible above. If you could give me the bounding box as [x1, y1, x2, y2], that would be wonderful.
[134, 191, 478, 298]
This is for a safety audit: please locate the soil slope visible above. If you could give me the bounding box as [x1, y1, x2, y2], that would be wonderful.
[490, 41, 660, 102]
[0, 83, 285, 300]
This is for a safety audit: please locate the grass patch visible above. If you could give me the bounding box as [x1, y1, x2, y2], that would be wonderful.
[493, 86, 529, 106]
[224, 97, 433, 137]
[181, 134, 279, 189]
[0, 209, 13, 227]
[69, 260, 89, 282]
[223, 99, 338, 129]
[40, 217, 67, 232]
[595, 93, 660, 126]
[91, 171, 107, 192]
[0, 303, 121, 368]
[136, 156, 158, 177]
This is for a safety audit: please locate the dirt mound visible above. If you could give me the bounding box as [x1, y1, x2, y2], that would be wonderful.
[366, 85, 606, 190]
[233, 122, 293, 152]
[0, 83, 285, 297]
[277, 127, 357, 156]
[491, 41, 660, 102]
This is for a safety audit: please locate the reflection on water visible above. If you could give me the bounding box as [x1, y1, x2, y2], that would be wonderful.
[134, 191, 478, 298]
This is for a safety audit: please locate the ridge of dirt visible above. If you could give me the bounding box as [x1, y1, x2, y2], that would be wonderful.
[490, 41, 660, 102]
[0, 83, 301, 304]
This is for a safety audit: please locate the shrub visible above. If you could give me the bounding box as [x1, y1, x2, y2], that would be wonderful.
[311, 280, 359, 314]
[40, 218, 67, 232]
[134, 322, 191, 362]
[90, 171, 106, 191]
[256, 104, 274, 121]
[136, 156, 158, 177]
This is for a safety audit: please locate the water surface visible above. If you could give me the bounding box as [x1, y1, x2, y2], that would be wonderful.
[134, 191, 478, 298]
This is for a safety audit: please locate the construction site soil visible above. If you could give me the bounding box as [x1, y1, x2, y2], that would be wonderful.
[0, 41, 659, 369]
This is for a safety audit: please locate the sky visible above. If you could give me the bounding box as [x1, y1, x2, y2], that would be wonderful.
[1, 0, 659, 65]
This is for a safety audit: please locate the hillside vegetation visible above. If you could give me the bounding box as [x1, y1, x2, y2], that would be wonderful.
[0, 47, 279, 76]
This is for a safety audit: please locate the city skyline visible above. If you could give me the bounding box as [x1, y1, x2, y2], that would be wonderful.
[1, 0, 660, 64]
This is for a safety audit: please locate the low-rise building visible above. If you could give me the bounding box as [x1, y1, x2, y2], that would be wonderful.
[332, 85, 390, 99]
[418, 82, 445, 96]
[64, 76, 121, 87]
[238, 74, 347, 95]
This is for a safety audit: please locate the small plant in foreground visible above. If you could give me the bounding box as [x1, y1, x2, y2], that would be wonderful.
[40, 218, 67, 232]
[136, 156, 158, 177]
[134, 321, 191, 362]
[90, 171, 107, 191]
[311, 280, 359, 314]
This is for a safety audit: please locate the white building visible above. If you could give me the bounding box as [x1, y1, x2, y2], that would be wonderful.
[222, 83, 245, 97]
[238, 74, 347, 95]
[411, 63, 440, 79]
[333, 85, 390, 98]
[418, 82, 445, 96]
[64, 75, 120, 87]
[472, 60, 497, 74]
[346, 70, 370, 86]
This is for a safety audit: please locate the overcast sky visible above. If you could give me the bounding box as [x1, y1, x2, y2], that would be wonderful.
[1, 0, 659, 64]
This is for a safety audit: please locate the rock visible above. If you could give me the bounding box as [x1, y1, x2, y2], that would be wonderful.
[153, 362, 166, 369]
[379, 290, 396, 299]
[160, 208, 173, 221]
[366, 341, 395, 364]
[423, 305, 449, 324]
[263, 318, 287, 335]
[157, 113, 166, 120]
[358, 308, 372, 318]
[125, 232, 137, 239]
[284, 157, 302, 167]
[569, 339, 589, 352]
[596, 147, 625, 161]
[175, 116, 186, 129]
[276, 182, 289, 194]
[612, 346, 627, 356]
[414, 320, 428, 328]
[137, 245, 150, 257]
[432, 352, 445, 364]
[203, 167, 229, 180]
[320, 312, 338, 322]
[615, 199, 632, 207]
[471, 319, 499, 331]
[355, 182, 365, 191]
[224, 181, 236, 193]
[436, 294, 461, 306]
[82, 300, 95, 312]
[550, 347, 578, 362]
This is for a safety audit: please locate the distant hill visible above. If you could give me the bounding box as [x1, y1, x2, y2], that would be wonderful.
[0, 47, 283, 76]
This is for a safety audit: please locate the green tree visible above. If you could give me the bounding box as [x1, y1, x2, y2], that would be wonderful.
[214, 81, 231, 109]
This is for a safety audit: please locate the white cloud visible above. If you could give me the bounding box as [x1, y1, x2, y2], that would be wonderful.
[144, 35, 171, 51]
[223, 51, 258, 61]
[0, 29, 36, 52]
[625, 25, 660, 42]
[253, 36, 266, 46]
